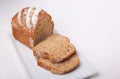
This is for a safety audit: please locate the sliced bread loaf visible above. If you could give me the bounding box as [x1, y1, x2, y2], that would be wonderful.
[37, 55, 80, 74]
[33, 34, 76, 63]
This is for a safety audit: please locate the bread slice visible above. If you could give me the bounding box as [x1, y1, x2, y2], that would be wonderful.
[37, 55, 80, 74]
[33, 34, 76, 63]
[11, 6, 54, 48]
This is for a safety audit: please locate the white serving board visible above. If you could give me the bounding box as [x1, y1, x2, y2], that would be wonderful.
[8, 32, 98, 79]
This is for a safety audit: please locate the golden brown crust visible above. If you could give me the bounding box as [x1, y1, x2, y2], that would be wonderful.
[11, 7, 54, 48]
[12, 26, 33, 48]
[12, 11, 33, 48]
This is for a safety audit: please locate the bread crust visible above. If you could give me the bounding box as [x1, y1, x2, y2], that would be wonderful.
[12, 12, 33, 48]
[11, 7, 54, 48]
[12, 26, 33, 48]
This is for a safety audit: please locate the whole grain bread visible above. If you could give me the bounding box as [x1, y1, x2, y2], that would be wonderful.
[37, 55, 80, 74]
[11, 6, 54, 48]
[33, 34, 76, 63]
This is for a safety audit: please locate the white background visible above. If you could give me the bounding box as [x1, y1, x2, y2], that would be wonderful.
[0, 0, 120, 79]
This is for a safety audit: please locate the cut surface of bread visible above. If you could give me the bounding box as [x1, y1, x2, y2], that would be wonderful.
[11, 6, 54, 48]
[33, 34, 76, 63]
[37, 55, 80, 74]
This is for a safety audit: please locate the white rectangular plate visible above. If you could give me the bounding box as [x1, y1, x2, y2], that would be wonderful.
[8, 32, 98, 79]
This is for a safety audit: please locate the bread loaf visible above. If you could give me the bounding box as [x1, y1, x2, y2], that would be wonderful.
[11, 6, 54, 48]
[11, 7, 80, 75]
[33, 34, 76, 63]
